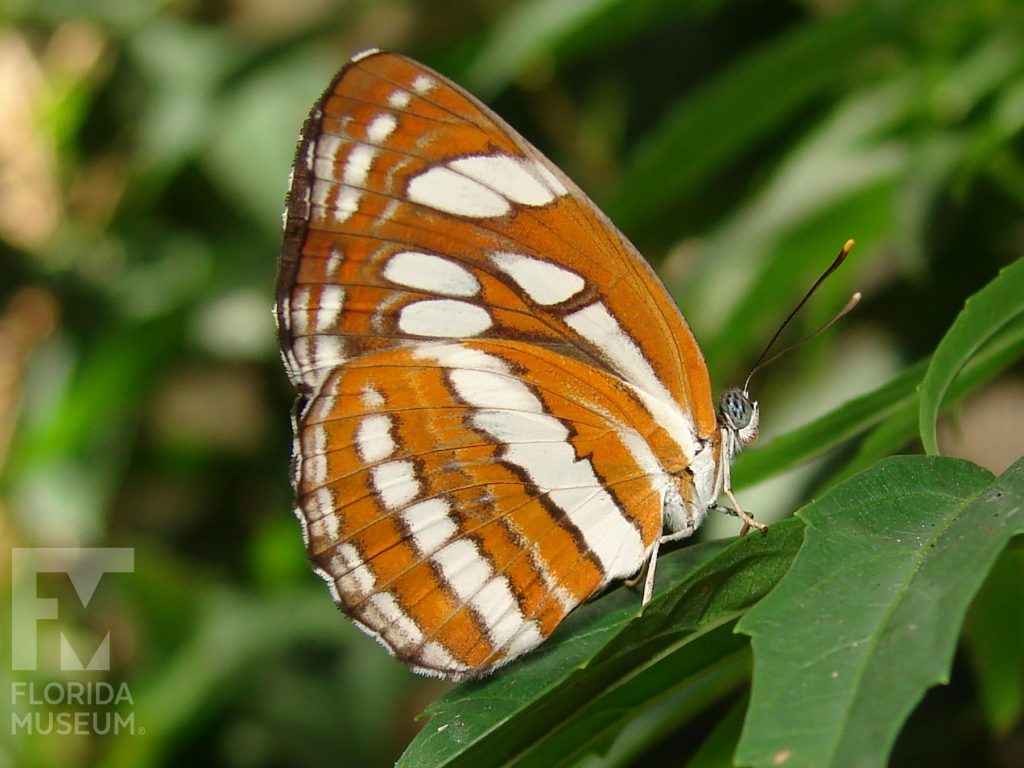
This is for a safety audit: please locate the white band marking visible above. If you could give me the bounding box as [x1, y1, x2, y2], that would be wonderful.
[419, 641, 469, 673]
[331, 187, 362, 223]
[305, 423, 329, 484]
[430, 347, 645, 578]
[431, 539, 538, 649]
[363, 592, 423, 653]
[563, 299, 701, 459]
[401, 498, 458, 555]
[449, 369, 541, 411]
[343, 144, 376, 187]
[433, 539, 488, 599]
[291, 336, 346, 387]
[533, 161, 567, 196]
[315, 285, 345, 332]
[356, 413, 395, 463]
[411, 342, 511, 373]
[371, 459, 420, 510]
[291, 287, 312, 334]
[470, 576, 538, 651]
[308, 512, 339, 545]
[332, 543, 375, 598]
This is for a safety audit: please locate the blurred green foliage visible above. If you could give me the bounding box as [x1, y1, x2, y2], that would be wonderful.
[1, 1, 1022, 766]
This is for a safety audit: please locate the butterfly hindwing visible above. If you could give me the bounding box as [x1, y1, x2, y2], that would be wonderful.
[296, 339, 698, 677]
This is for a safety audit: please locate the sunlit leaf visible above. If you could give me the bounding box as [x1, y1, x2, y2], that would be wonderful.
[919, 256, 1024, 455]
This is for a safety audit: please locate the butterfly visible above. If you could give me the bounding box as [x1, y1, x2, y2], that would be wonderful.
[276, 49, 770, 681]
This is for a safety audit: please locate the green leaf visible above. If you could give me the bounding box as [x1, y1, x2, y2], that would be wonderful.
[963, 545, 1024, 735]
[830, 310, 1024, 486]
[524, 623, 749, 767]
[736, 456, 1024, 768]
[919, 256, 1024, 455]
[398, 520, 805, 767]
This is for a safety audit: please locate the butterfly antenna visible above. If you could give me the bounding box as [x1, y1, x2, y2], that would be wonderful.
[743, 239, 860, 394]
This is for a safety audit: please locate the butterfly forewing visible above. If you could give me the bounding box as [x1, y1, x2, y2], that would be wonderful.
[279, 51, 714, 430]
[278, 50, 721, 678]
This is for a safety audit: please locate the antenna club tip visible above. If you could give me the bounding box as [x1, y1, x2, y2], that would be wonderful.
[843, 238, 856, 253]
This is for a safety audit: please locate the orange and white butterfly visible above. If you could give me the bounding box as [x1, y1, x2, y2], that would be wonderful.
[276, 49, 763, 680]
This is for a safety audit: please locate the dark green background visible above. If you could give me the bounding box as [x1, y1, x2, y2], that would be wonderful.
[3, 0, 1022, 765]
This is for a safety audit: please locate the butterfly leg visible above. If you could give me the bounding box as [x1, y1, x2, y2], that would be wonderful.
[718, 455, 767, 536]
[631, 525, 698, 605]
[639, 537, 660, 606]
[722, 488, 767, 536]
[624, 558, 649, 591]
[623, 540, 661, 602]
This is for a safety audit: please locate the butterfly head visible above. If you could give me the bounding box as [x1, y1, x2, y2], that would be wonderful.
[718, 387, 759, 447]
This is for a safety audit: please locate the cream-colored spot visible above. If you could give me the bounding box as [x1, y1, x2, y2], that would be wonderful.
[325, 245, 344, 277]
[371, 459, 419, 510]
[367, 113, 397, 144]
[412, 74, 435, 94]
[449, 154, 555, 207]
[398, 299, 492, 337]
[407, 166, 510, 218]
[356, 413, 395, 463]
[361, 385, 385, 408]
[490, 250, 585, 305]
[388, 89, 411, 108]
[383, 251, 480, 297]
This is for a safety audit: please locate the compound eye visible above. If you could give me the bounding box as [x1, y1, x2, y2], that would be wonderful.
[720, 389, 752, 429]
